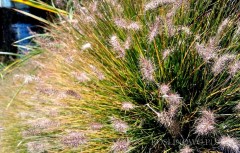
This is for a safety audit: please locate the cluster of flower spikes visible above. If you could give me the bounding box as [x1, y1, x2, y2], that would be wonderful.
[101, 0, 239, 152]
[0, 0, 239, 153]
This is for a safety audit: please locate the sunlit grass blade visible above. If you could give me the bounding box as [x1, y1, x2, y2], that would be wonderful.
[12, 9, 56, 26]
[12, 0, 68, 15]
[0, 52, 23, 57]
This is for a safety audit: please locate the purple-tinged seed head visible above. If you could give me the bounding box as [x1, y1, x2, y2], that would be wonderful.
[57, 91, 67, 99]
[212, 54, 235, 75]
[228, 60, 240, 77]
[38, 88, 59, 96]
[162, 48, 173, 59]
[65, 90, 81, 100]
[114, 18, 141, 31]
[88, 1, 98, 12]
[195, 42, 216, 62]
[180, 145, 194, 153]
[139, 57, 155, 82]
[114, 18, 128, 29]
[111, 139, 130, 153]
[166, 93, 182, 106]
[148, 17, 161, 43]
[177, 26, 191, 35]
[72, 72, 91, 82]
[144, 0, 175, 12]
[168, 104, 179, 118]
[218, 136, 239, 153]
[208, 37, 218, 49]
[61, 132, 87, 148]
[124, 36, 131, 50]
[29, 118, 60, 129]
[111, 118, 129, 133]
[65, 56, 74, 64]
[121, 102, 135, 111]
[27, 141, 48, 153]
[89, 65, 105, 80]
[110, 35, 126, 58]
[157, 111, 173, 128]
[22, 128, 42, 137]
[90, 122, 103, 130]
[105, 0, 123, 12]
[195, 121, 215, 136]
[195, 109, 216, 135]
[159, 84, 171, 95]
[235, 102, 240, 112]
[127, 22, 142, 31]
[217, 18, 230, 35]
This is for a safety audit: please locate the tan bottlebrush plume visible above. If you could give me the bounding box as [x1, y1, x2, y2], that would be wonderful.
[218, 136, 239, 153]
[139, 57, 155, 82]
[165, 92, 182, 118]
[179, 145, 194, 153]
[27, 141, 49, 153]
[37, 87, 59, 96]
[168, 104, 179, 118]
[148, 17, 161, 43]
[65, 90, 82, 100]
[72, 72, 91, 82]
[110, 35, 126, 58]
[157, 110, 173, 127]
[88, 1, 98, 13]
[208, 37, 218, 50]
[127, 22, 142, 31]
[14, 74, 40, 84]
[228, 60, 240, 76]
[89, 65, 105, 80]
[124, 36, 131, 50]
[114, 18, 142, 31]
[159, 83, 171, 95]
[64, 56, 75, 64]
[235, 102, 240, 112]
[105, 0, 123, 12]
[121, 102, 135, 111]
[111, 118, 129, 133]
[177, 26, 191, 35]
[111, 139, 130, 153]
[114, 18, 128, 29]
[166, 93, 182, 106]
[61, 132, 87, 148]
[146, 103, 178, 133]
[157, 110, 180, 137]
[217, 18, 230, 36]
[90, 122, 103, 130]
[22, 128, 42, 137]
[162, 48, 174, 59]
[234, 21, 240, 38]
[174, 0, 189, 8]
[54, 0, 65, 8]
[144, 0, 175, 12]
[29, 118, 60, 129]
[212, 54, 235, 75]
[24, 75, 41, 84]
[195, 109, 216, 135]
[195, 42, 216, 62]
[165, 6, 178, 36]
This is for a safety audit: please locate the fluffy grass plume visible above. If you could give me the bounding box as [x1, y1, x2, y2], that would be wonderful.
[0, 0, 240, 152]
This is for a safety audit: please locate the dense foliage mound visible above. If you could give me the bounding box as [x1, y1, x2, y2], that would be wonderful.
[0, 0, 239, 152]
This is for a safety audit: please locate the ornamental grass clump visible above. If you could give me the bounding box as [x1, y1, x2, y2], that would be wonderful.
[0, 0, 239, 152]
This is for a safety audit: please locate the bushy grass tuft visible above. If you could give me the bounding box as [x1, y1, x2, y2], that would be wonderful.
[0, 0, 239, 152]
